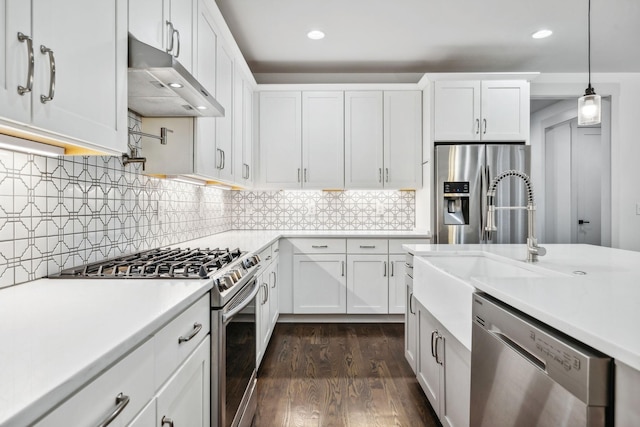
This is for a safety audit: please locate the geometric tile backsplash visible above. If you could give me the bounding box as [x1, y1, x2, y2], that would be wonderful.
[0, 146, 414, 289]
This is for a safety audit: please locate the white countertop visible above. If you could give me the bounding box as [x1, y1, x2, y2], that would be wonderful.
[0, 278, 211, 427]
[406, 243, 640, 371]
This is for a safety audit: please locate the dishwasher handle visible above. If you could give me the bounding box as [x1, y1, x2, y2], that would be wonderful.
[490, 329, 547, 373]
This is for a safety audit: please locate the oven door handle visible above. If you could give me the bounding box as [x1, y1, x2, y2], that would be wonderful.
[222, 278, 260, 324]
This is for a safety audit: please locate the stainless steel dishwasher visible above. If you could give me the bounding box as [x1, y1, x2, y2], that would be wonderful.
[470, 293, 612, 427]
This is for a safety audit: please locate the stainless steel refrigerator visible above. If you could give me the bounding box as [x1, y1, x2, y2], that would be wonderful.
[434, 143, 530, 244]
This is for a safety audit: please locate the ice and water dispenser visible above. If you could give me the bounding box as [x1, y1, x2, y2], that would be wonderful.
[443, 181, 469, 225]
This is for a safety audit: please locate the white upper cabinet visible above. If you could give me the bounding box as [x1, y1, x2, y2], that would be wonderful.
[232, 67, 254, 187]
[344, 90, 422, 189]
[258, 91, 302, 188]
[0, 0, 127, 154]
[302, 91, 344, 189]
[129, 0, 196, 73]
[384, 91, 422, 189]
[344, 91, 384, 188]
[434, 80, 529, 142]
[214, 40, 234, 182]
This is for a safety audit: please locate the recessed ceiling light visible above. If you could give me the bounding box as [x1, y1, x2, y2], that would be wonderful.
[532, 29, 553, 39]
[168, 82, 183, 88]
[307, 30, 325, 40]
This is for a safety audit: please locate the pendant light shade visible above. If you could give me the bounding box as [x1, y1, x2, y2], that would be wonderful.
[578, 0, 601, 125]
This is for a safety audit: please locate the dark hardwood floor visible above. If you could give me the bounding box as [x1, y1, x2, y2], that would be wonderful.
[254, 323, 440, 427]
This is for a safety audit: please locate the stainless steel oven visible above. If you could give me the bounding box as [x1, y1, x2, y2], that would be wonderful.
[211, 275, 260, 427]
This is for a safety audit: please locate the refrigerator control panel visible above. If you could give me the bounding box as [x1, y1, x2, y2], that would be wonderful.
[443, 181, 469, 194]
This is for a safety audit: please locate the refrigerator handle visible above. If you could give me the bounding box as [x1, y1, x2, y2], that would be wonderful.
[479, 165, 485, 242]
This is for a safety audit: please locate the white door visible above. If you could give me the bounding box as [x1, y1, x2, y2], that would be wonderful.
[416, 303, 442, 416]
[168, 0, 195, 72]
[269, 259, 279, 327]
[388, 255, 406, 314]
[259, 268, 271, 354]
[0, 0, 31, 123]
[31, 0, 127, 153]
[346, 254, 388, 314]
[302, 91, 344, 189]
[383, 91, 422, 189]
[293, 254, 346, 314]
[544, 121, 573, 243]
[259, 91, 302, 188]
[481, 80, 529, 141]
[575, 126, 602, 245]
[434, 81, 480, 141]
[405, 277, 417, 373]
[344, 91, 384, 188]
[215, 41, 234, 182]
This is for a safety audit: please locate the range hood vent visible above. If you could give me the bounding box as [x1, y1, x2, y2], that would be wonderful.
[128, 34, 224, 118]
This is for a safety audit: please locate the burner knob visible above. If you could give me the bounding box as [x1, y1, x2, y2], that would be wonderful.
[217, 276, 234, 290]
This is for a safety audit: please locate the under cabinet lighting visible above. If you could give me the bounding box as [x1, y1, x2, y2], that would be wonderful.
[307, 30, 325, 40]
[0, 134, 65, 157]
[196, 106, 208, 110]
[167, 175, 207, 186]
[532, 29, 553, 39]
[207, 183, 232, 190]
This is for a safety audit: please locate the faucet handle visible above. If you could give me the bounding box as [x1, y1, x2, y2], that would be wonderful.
[536, 246, 547, 256]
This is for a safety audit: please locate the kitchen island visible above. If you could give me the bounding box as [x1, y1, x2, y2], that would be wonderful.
[405, 243, 640, 427]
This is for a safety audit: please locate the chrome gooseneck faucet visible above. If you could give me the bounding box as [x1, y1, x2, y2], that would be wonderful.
[485, 170, 546, 262]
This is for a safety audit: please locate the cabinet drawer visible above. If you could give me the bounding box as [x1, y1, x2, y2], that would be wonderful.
[271, 240, 280, 257]
[258, 245, 272, 264]
[35, 338, 154, 427]
[155, 294, 210, 389]
[389, 238, 429, 254]
[291, 238, 346, 254]
[347, 239, 388, 254]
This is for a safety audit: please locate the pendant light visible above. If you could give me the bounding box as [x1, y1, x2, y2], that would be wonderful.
[578, 0, 601, 125]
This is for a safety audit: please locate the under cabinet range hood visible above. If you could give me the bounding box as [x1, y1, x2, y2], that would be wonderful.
[128, 34, 224, 118]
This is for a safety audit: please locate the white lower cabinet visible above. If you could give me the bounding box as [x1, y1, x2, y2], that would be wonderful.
[293, 253, 347, 314]
[347, 254, 388, 314]
[416, 300, 470, 427]
[257, 243, 279, 367]
[388, 254, 406, 314]
[156, 336, 211, 427]
[405, 274, 417, 374]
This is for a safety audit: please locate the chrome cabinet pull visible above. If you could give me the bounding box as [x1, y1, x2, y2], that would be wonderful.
[435, 335, 444, 365]
[378, 168, 382, 183]
[178, 322, 202, 344]
[161, 416, 174, 427]
[483, 118, 487, 134]
[390, 261, 394, 277]
[165, 21, 175, 53]
[475, 118, 480, 134]
[383, 261, 387, 277]
[297, 168, 301, 182]
[173, 27, 181, 58]
[409, 293, 414, 314]
[40, 45, 55, 104]
[247, 164, 250, 179]
[221, 150, 226, 170]
[97, 393, 130, 427]
[430, 330, 437, 358]
[216, 149, 223, 169]
[385, 168, 389, 183]
[271, 271, 276, 288]
[304, 168, 308, 182]
[341, 261, 345, 277]
[311, 245, 328, 249]
[17, 32, 34, 95]
[359, 245, 376, 249]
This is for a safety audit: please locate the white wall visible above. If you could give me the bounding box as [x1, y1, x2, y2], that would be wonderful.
[531, 73, 640, 251]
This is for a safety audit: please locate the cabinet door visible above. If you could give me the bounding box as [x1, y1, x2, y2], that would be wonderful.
[344, 91, 383, 189]
[255, 270, 266, 365]
[302, 91, 344, 189]
[269, 258, 279, 328]
[128, 0, 167, 51]
[417, 302, 442, 416]
[168, 0, 195, 72]
[156, 336, 211, 427]
[0, 0, 31, 123]
[346, 254, 389, 314]
[405, 277, 417, 373]
[215, 40, 234, 182]
[383, 91, 422, 189]
[31, 0, 127, 153]
[234, 71, 254, 187]
[481, 80, 529, 141]
[440, 330, 471, 427]
[434, 81, 481, 142]
[388, 254, 406, 314]
[259, 91, 302, 188]
[293, 254, 346, 314]
[194, 0, 217, 179]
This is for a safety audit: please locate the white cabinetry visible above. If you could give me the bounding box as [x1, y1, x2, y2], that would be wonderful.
[256, 241, 279, 367]
[405, 258, 417, 373]
[293, 254, 347, 314]
[388, 254, 406, 314]
[258, 91, 302, 188]
[234, 70, 254, 187]
[344, 91, 422, 189]
[214, 39, 234, 182]
[346, 239, 388, 314]
[434, 80, 529, 142]
[416, 300, 470, 427]
[1, 0, 127, 154]
[302, 91, 345, 189]
[129, 0, 196, 73]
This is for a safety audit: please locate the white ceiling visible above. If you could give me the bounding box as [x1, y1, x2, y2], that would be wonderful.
[215, 0, 640, 82]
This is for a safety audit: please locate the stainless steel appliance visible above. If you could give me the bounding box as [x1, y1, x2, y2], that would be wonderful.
[52, 247, 262, 427]
[471, 293, 612, 427]
[434, 143, 530, 244]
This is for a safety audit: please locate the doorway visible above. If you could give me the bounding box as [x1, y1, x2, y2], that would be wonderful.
[532, 97, 611, 246]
